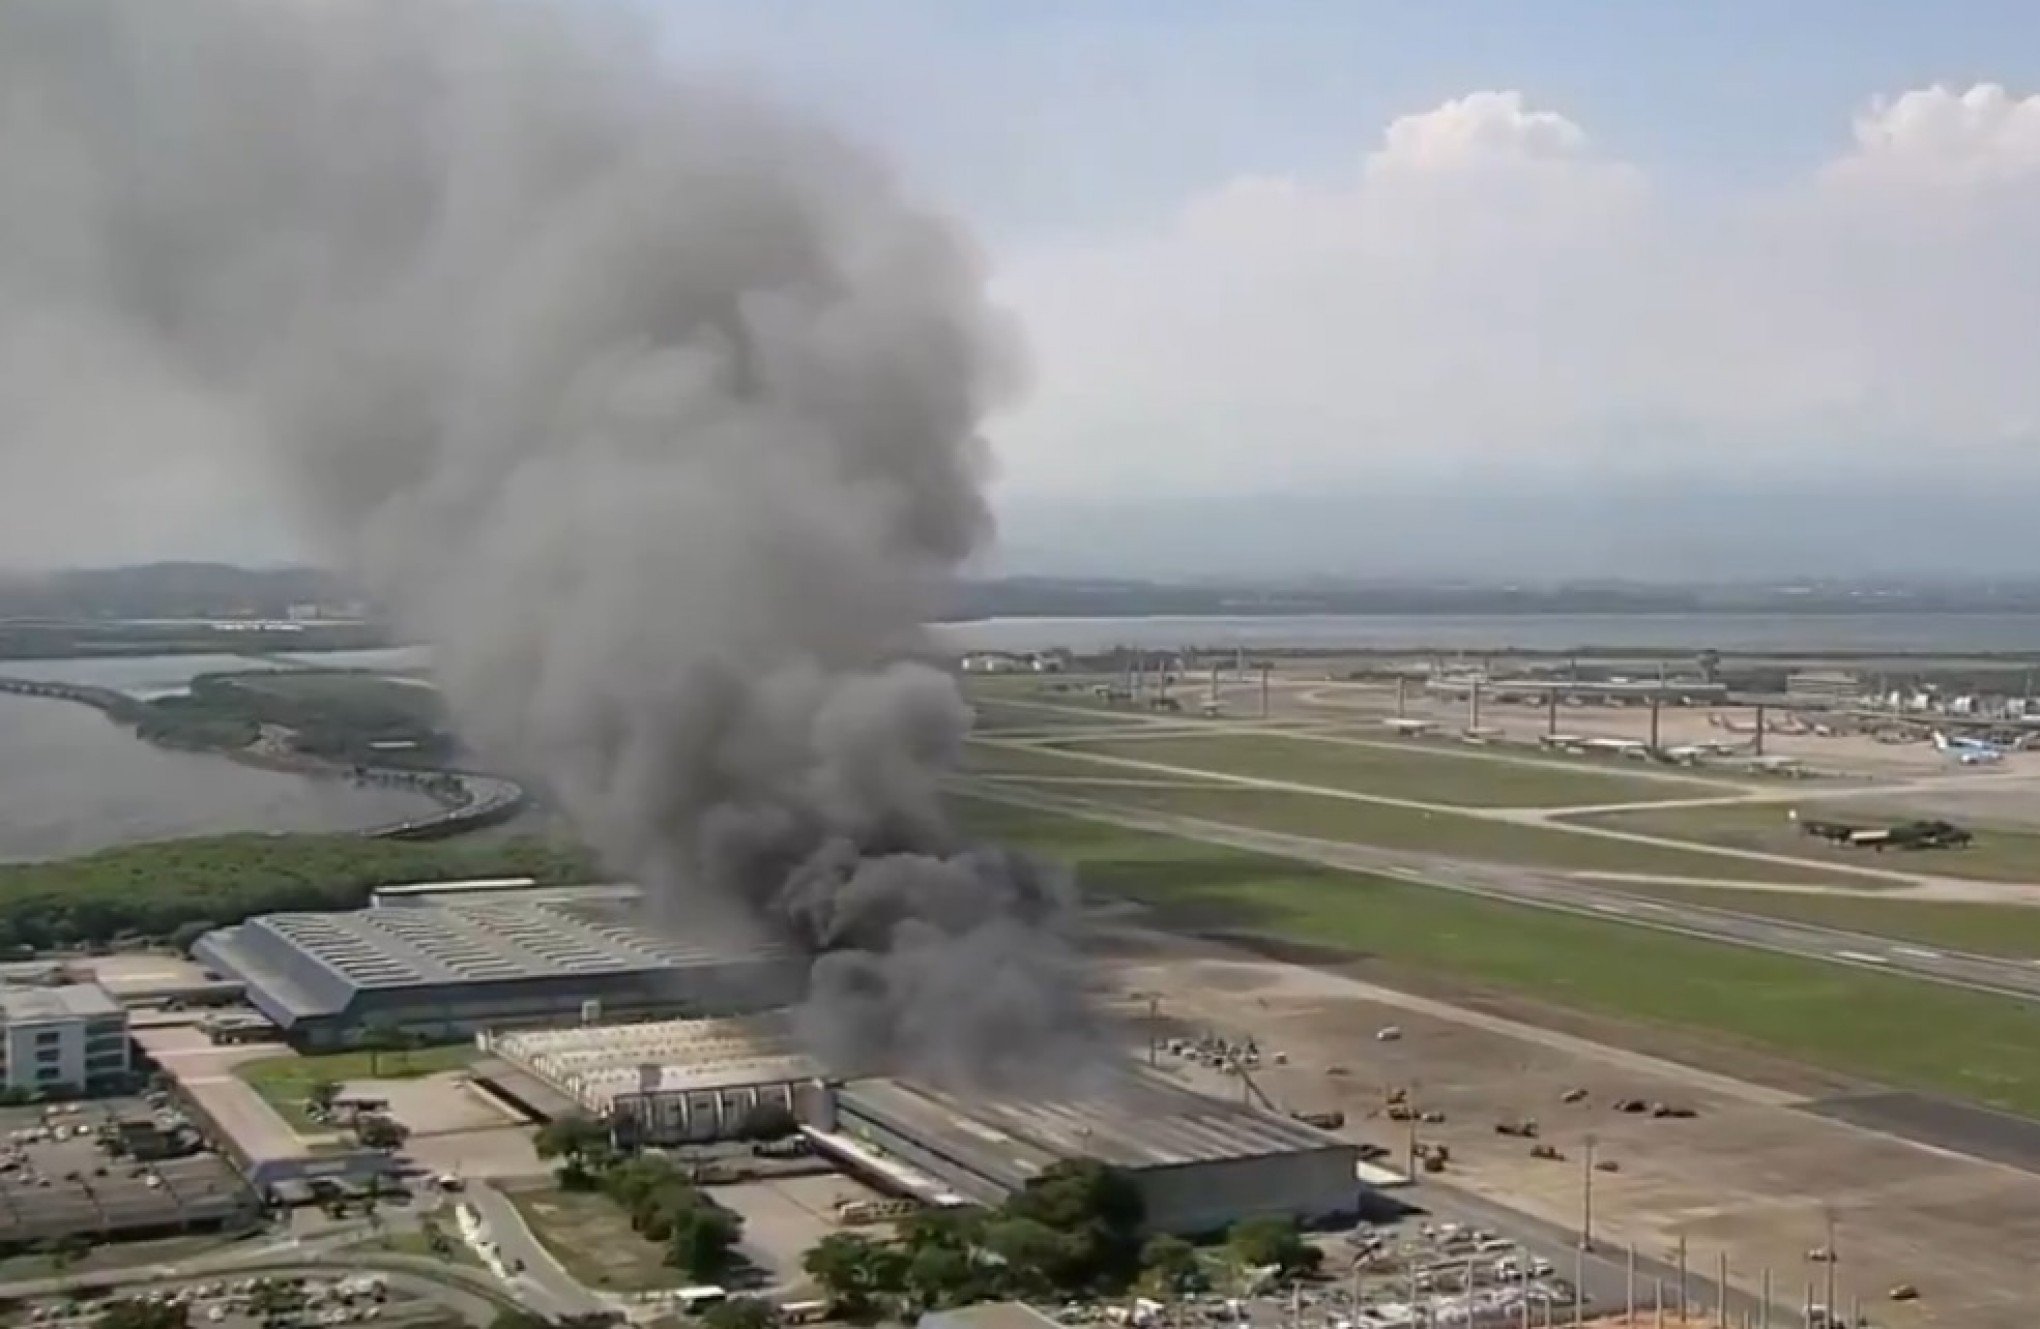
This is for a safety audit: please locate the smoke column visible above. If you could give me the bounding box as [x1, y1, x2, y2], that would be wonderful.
[0, 0, 1100, 1086]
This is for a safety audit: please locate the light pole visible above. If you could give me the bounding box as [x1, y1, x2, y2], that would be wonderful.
[1580, 1134, 1597, 1252]
[1823, 1208, 1839, 1321]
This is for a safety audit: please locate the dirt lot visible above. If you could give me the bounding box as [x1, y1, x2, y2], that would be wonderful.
[1099, 924, 2039, 1329]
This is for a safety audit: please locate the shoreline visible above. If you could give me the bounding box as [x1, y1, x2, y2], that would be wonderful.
[0, 676, 525, 841]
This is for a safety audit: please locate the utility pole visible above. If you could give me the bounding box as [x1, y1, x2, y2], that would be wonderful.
[1677, 1234, 1689, 1315]
[1654, 1279, 1665, 1329]
[1146, 995, 1160, 1067]
[1626, 1244, 1637, 1320]
[1649, 688, 1663, 750]
[1547, 686, 1559, 736]
[1760, 1267, 1771, 1329]
[1754, 702, 1766, 756]
[1469, 678, 1483, 732]
[1396, 674, 1409, 718]
[1718, 1250, 1730, 1327]
[1581, 1134, 1597, 1251]
[1259, 663, 1271, 719]
[1572, 1242, 1584, 1327]
[1823, 1208, 1838, 1322]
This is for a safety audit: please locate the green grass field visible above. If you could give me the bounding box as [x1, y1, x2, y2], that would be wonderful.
[237, 1043, 480, 1129]
[1039, 731, 1723, 808]
[973, 777, 1888, 886]
[959, 796, 2040, 1114]
[1588, 880, 2040, 958]
[965, 739, 1234, 781]
[1571, 802, 2040, 882]
[968, 697, 1153, 734]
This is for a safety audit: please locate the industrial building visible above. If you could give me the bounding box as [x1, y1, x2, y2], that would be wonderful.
[0, 983, 131, 1094]
[482, 1013, 822, 1145]
[192, 899, 798, 1048]
[824, 1072, 1362, 1235]
[487, 1010, 1361, 1234]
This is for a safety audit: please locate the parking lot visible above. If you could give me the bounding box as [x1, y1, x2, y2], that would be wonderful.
[19, 1272, 434, 1329]
[0, 1099, 259, 1246]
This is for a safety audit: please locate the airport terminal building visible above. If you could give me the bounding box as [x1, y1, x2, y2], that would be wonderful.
[193, 899, 797, 1048]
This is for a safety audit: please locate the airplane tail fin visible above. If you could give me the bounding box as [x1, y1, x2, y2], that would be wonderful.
[1932, 731, 1950, 751]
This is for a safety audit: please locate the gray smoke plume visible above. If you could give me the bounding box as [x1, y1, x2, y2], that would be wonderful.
[0, 0, 1101, 1085]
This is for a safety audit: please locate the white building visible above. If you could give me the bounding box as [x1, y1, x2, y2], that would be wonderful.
[0, 983, 131, 1094]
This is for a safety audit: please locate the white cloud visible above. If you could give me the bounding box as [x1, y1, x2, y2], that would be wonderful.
[990, 84, 2040, 503]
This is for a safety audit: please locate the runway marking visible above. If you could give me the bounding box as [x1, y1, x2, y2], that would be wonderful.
[1589, 902, 1632, 916]
[1835, 949, 1891, 965]
[1893, 946, 1944, 960]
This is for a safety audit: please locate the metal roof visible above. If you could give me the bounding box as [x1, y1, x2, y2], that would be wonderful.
[490, 1012, 818, 1111]
[193, 898, 792, 1020]
[837, 1070, 1349, 1184]
[0, 982, 123, 1023]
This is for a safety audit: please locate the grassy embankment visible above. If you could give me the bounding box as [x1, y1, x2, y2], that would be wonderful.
[958, 796, 2040, 1114]
[964, 741, 1885, 887]
[1569, 802, 2040, 884]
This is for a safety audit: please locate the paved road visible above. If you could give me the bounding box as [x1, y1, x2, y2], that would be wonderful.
[465, 1181, 616, 1320]
[971, 782, 2040, 1002]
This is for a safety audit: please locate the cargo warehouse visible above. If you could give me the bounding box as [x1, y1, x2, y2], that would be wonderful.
[193, 900, 798, 1048]
[825, 1072, 1363, 1235]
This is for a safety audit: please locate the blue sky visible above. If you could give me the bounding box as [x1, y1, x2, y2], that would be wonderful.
[638, 1, 2040, 578]
[653, 0, 2040, 237]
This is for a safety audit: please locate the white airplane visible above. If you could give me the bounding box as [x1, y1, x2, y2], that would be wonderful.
[1933, 731, 2008, 765]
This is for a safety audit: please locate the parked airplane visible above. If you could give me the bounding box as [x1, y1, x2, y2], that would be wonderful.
[1933, 731, 2008, 765]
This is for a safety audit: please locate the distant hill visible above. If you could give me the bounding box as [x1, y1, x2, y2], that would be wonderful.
[0, 563, 352, 621]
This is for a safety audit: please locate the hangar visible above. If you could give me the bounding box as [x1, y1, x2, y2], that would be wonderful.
[193, 899, 797, 1048]
[822, 1071, 1363, 1235]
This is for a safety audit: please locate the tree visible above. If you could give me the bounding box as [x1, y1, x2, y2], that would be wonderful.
[666, 1204, 742, 1281]
[305, 1079, 342, 1117]
[1003, 1159, 1145, 1290]
[1139, 1234, 1203, 1296]
[803, 1232, 906, 1321]
[168, 919, 216, 953]
[355, 1114, 410, 1150]
[534, 1114, 613, 1188]
[903, 1242, 982, 1311]
[982, 1216, 1080, 1298]
[1226, 1216, 1320, 1277]
[701, 1298, 780, 1329]
[357, 1021, 405, 1076]
[96, 1299, 188, 1329]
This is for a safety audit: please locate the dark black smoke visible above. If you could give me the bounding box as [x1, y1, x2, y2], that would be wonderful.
[0, 0, 1101, 1085]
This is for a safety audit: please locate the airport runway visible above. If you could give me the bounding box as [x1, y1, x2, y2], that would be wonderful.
[971, 782, 2040, 1003]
